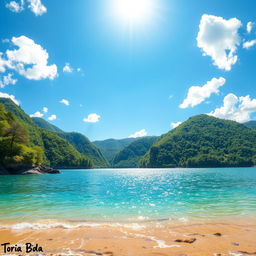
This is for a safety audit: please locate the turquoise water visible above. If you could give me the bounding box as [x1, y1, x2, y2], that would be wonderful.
[0, 168, 256, 222]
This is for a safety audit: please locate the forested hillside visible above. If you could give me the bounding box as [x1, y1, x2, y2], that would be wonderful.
[140, 115, 256, 168]
[0, 98, 92, 169]
[32, 117, 109, 167]
[113, 136, 158, 167]
[93, 138, 136, 163]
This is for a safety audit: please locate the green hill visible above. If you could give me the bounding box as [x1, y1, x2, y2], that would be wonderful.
[112, 136, 159, 168]
[0, 103, 43, 173]
[140, 114, 256, 168]
[32, 117, 63, 133]
[93, 138, 137, 163]
[32, 117, 109, 168]
[244, 120, 256, 130]
[0, 98, 92, 169]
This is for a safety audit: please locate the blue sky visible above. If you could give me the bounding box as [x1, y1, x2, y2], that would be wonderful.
[1, 0, 256, 140]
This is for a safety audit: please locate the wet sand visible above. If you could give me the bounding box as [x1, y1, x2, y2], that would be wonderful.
[0, 217, 256, 256]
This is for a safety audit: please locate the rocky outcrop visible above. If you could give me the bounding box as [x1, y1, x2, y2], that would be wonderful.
[0, 164, 60, 175]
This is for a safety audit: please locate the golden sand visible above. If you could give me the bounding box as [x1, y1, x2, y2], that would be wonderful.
[0, 217, 256, 256]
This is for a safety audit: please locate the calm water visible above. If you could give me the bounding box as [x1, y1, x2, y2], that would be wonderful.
[0, 168, 256, 222]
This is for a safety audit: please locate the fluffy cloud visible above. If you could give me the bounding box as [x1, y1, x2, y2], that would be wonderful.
[197, 14, 242, 71]
[27, 0, 46, 16]
[6, 0, 24, 13]
[83, 113, 101, 123]
[63, 63, 73, 73]
[43, 107, 48, 113]
[48, 114, 57, 121]
[60, 99, 69, 106]
[0, 92, 19, 105]
[129, 129, 147, 138]
[30, 111, 43, 118]
[247, 22, 254, 33]
[6, 36, 57, 80]
[6, 0, 46, 16]
[0, 73, 17, 88]
[180, 77, 226, 109]
[243, 40, 256, 49]
[171, 122, 182, 129]
[209, 93, 256, 123]
[0, 53, 11, 73]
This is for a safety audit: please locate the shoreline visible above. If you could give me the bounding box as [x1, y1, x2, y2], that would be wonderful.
[0, 217, 256, 255]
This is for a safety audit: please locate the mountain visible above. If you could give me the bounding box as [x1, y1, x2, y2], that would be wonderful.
[0, 98, 92, 169]
[0, 102, 43, 173]
[32, 117, 63, 133]
[93, 138, 137, 162]
[32, 117, 109, 168]
[244, 121, 256, 130]
[112, 136, 159, 168]
[140, 114, 256, 168]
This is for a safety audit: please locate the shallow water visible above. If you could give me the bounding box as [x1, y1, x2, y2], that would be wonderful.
[0, 168, 256, 222]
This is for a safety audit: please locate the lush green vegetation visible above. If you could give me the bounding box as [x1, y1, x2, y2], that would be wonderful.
[140, 115, 256, 168]
[0, 98, 92, 169]
[32, 117, 63, 133]
[113, 136, 158, 167]
[244, 121, 256, 130]
[0, 103, 43, 168]
[56, 132, 108, 167]
[32, 117, 108, 167]
[93, 138, 136, 163]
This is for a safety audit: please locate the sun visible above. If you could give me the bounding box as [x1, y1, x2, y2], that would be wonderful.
[110, 0, 157, 27]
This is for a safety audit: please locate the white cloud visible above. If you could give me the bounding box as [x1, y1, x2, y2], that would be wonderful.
[209, 93, 256, 123]
[6, 36, 57, 80]
[6, 0, 24, 13]
[0, 53, 11, 73]
[171, 122, 182, 129]
[247, 21, 254, 33]
[27, 0, 46, 16]
[0, 73, 17, 88]
[243, 40, 256, 49]
[30, 111, 43, 118]
[180, 77, 226, 109]
[42, 107, 48, 113]
[0, 92, 19, 105]
[48, 114, 57, 121]
[63, 63, 73, 73]
[60, 99, 69, 106]
[197, 14, 242, 71]
[83, 113, 100, 123]
[6, 0, 46, 16]
[129, 129, 147, 138]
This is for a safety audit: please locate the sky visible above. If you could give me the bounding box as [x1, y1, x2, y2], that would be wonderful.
[1, 0, 256, 141]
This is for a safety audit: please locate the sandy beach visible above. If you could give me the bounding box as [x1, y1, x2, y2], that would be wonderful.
[0, 217, 256, 256]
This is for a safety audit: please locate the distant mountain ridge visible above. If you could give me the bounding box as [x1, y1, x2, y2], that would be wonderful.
[244, 120, 256, 130]
[93, 138, 137, 163]
[112, 136, 159, 168]
[32, 117, 109, 168]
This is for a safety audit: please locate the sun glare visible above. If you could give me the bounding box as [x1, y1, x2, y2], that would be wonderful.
[110, 0, 157, 27]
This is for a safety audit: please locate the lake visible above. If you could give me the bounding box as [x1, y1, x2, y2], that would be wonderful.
[0, 168, 256, 223]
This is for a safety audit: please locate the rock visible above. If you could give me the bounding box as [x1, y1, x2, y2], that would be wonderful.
[214, 233, 222, 236]
[174, 238, 196, 244]
[232, 242, 239, 246]
[21, 165, 60, 175]
[3, 164, 60, 175]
